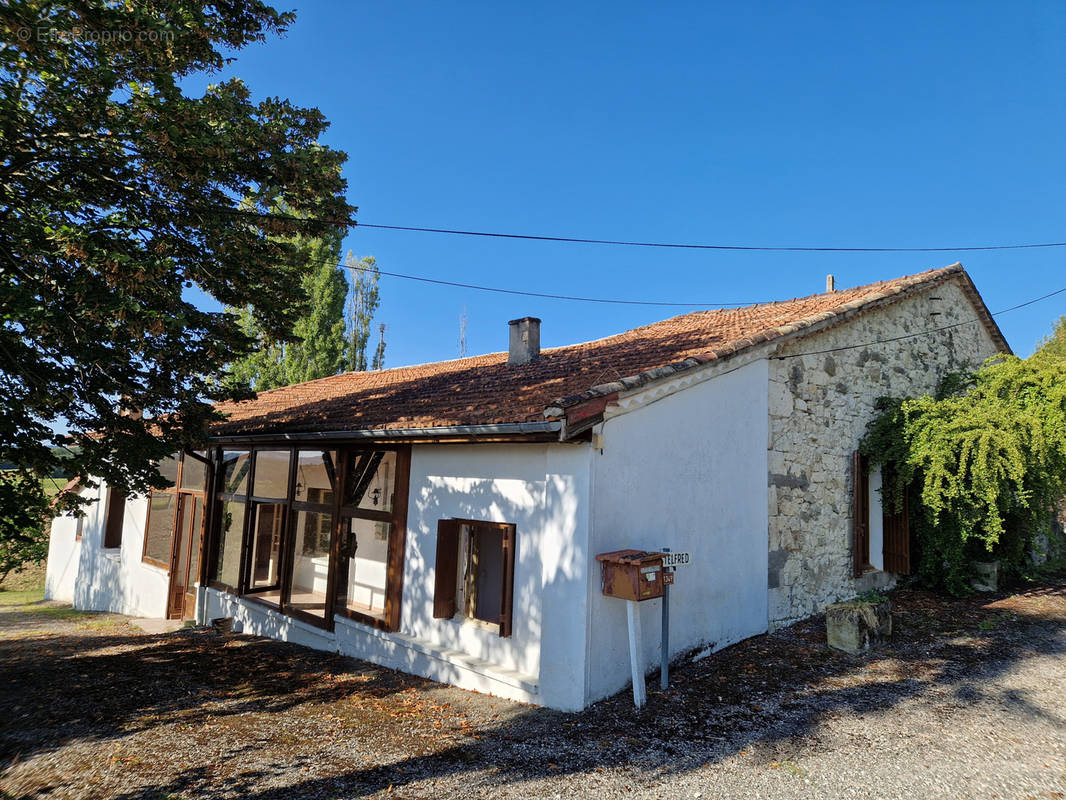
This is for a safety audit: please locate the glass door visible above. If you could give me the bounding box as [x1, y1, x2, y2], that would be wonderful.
[244, 450, 292, 606]
[167, 494, 205, 620]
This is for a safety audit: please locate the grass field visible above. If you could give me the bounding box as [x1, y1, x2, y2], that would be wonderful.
[0, 586, 46, 607]
[0, 476, 65, 604]
[41, 477, 67, 498]
[0, 561, 46, 604]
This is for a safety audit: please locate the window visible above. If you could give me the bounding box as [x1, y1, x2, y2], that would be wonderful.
[102, 487, 126, 549]
[433, 519, 516, 637]
[212, 449, 251, 588]
[334, 448, 411, 630]
[299, 496, 333, 555]
[143, 493, 177, 567]
[143, 452, 209, 571]
[287, 450, 338, 620]
[206, 445, 410, 631]
[246, 450, 291, 598]
[852, 452, 911, 577]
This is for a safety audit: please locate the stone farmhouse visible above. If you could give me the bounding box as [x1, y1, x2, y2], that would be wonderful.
[45, 263, 1007, 710]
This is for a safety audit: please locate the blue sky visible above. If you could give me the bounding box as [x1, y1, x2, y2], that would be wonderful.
[193, 1, 1065, 363]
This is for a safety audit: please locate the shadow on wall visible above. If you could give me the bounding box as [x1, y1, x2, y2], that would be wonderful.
[405, 457, 587, 682]
[72, 500, 122, 616]
[1, 588, 1063, 798]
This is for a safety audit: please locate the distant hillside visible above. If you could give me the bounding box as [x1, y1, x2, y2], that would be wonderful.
[0, 447, 79, 478]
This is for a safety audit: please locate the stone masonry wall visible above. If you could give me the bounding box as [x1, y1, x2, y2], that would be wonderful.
[767, 277, 1002, 628]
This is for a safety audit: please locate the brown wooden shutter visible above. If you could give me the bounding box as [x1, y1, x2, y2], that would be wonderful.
[103, 488, 126, 549]
[499, 524, 516, 638]
[433, 519, 460, 618]
[882, 474, 911, 574]
[852, 452, 870, 578]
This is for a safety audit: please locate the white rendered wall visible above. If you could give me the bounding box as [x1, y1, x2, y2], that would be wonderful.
[45, 480, 170, 618]
[587, 358, 770, 703]
[399, 442, 592, 710]
[45, 493, 88, 603]
[204, 442, 593, 710]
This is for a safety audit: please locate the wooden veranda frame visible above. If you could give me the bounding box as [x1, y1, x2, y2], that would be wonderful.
[203, 442, 412, 633]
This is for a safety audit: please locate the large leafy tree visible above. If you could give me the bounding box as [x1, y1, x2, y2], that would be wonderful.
[0, 2, 354, 527]
[226, 224, 348, 390]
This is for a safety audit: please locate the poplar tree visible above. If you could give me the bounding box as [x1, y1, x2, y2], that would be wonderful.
[345, 254, 382, 372]
[226, 227, 347, 390]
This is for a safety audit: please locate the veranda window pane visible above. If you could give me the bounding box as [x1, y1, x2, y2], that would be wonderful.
[290, 508, 332, 619]
[214, 497, 246, 586]
[253, 450, 291, 500]
[342, 517, 390, 617]
[294, 450, 337, 506]
[186, 496, 203, 587]
[144, 493, 176, 566]
[157, 454, 180, 487]
[181, 454, 206, 493]
[248, 502, 285, 593]
[344, 450, 396, 512]
[221, 451, 251, 495]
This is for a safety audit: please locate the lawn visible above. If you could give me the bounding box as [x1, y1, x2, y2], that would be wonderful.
[0, 561, 45, 606]
[40, 476, 67, 498]
[1, 583, 1064, 799]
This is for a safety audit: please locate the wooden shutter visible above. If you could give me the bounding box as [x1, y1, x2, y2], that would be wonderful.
[882, 471, 911, 574]
[852, 452, 870, 577]
[103, 488, 126, 549]
[499, 524, 516, 638]
[433, 519, 460, 618]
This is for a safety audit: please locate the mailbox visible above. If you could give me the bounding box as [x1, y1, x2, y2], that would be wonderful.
[596, 549, 667, 601]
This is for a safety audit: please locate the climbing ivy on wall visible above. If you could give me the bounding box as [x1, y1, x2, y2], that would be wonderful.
[861, 327, 1066, 594]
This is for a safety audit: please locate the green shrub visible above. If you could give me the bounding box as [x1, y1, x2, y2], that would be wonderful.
[861, 351, 1066, 595]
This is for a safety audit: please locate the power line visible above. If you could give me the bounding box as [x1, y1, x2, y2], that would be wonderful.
[211, 207, 752, 305]
[209, 206, 1066, 253]
[356, 222, 1066, 253]
[210, 207, 1066, 314]
[339, 258, 756, 307]
[773, 285, 1066, 359]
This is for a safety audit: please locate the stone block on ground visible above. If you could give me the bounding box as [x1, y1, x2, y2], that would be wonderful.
[826, 599, 892, 654]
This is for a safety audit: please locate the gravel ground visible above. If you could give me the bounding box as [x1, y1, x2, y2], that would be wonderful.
[1, 583, 1064, 799]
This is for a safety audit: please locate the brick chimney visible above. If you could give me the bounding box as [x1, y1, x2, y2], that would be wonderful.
[508, 317, 541, 365]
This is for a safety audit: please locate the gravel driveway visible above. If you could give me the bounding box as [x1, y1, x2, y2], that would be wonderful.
[1, 584, 1064, 799]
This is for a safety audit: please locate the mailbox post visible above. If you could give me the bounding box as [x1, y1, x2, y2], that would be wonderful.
[595, 549, 668, 709]
[661, 548, 670, 690]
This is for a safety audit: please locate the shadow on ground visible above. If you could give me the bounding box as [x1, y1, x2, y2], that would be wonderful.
[1, 583, 1064, 799]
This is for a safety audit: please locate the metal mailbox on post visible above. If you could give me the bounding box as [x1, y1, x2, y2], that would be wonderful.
[596, 549, 668, 601]
[595, 549, 669, 710]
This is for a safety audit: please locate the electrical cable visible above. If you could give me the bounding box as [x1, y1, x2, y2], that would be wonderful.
[207, 208, 1066, 253]
[355, 222, 1066, 254]
[772, 286, 1066, 359]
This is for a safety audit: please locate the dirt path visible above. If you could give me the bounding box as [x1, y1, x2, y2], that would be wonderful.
[1, 584, 1064, 799]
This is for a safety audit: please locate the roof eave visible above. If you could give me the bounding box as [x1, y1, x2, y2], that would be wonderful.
[208, 420, 563, 444]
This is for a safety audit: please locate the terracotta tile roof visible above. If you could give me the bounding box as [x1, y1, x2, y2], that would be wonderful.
[213, 264, 1007, 437]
